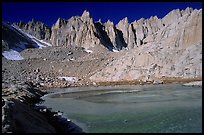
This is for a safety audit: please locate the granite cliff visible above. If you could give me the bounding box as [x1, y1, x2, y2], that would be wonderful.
[3, 7, 202, 86]
[90, 7, 202, 82]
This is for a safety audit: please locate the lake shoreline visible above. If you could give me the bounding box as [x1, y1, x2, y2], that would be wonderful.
[41, 80, 202, 96]
[2, 80, 202, 133]
[41, 82, 202, 133]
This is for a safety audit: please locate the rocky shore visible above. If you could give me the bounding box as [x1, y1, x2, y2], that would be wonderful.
[2, 78, 202, 133]
[2, 82, 84, 133]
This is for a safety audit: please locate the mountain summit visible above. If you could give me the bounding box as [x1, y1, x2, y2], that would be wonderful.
[2, 7, 202, 86]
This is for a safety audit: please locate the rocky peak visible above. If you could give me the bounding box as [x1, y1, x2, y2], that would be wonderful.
[149, 16, 159, 21]
[137, 18, 145, 25]
[81, 10, 90, 18]
[53, 18, 67, 29]
[11, 7, 202, 53]
[2, 21, 39, 52]
[81, 10, 92, 22]
[90, 8, 202, 82]
[116, 17, 129, 45]
[28, 19, 43, 27]
[14, 20, 26, 28]
[162, 9, 182, 26]
[181, 7, 194, 16]
[97, 19, 102, 23]
[50, 10, 101, 48]
[120, 17, 128, 24]
[105, 20, 114, 26]
[14, 19, 51, 41]
[30, 18, 37, 23]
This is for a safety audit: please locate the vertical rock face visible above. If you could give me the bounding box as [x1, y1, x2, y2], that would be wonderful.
[13, 19, 51, 41]
[2, 22, 39, 52]
[161, 9, 182, 26]
[179, 8, 202, 47]
[50, 10, 101, 49]
[90, 7, 202, 82]
[7, 7, 202, 82]
[50, 18, 68, 46]
[129, 16, 162, 48]
[94, 21, 114, 50]
[50, 10, 128, 50]
[155, 8, 202, 49]
[80, 10, 91, 22]
[104, 20, 117, 49]
[12, 7, 202, 52]
[116, 17, 129, 46]
[102, 20, 127, 50]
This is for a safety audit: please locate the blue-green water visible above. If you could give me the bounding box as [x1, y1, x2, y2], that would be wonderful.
[42, 84, 202, 133]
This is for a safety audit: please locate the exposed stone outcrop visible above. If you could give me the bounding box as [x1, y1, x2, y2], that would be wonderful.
[11, 7, 202, 52]
[13, 19, 51, 41]
[90, 7, 202, 82]
[104, 20, 117, 49]
[2, 22, 39, 52]
[50, 10, 101, 49]
[116, 17, 129, 45]
[128, 15, 163, 48]
[3, 7, 202, 84]
[2, 81, 86, 133]
[103, 20, 127, 50]
[2, 82, 56, 133]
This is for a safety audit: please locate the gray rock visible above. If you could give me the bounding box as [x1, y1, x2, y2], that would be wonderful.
[90, 8, 202, 82]
[14, 19, 51, 41]
[50, 10, 101, 49]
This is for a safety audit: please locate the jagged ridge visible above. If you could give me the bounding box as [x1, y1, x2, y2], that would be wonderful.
[3, 7, 202, 83]
[13, 7, 202, 52]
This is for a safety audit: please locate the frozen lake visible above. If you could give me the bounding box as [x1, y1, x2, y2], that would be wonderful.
[42, 84, 202, 133]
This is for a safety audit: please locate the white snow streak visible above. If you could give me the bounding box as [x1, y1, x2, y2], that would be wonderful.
[39, 39, 52, 46]
[12, 25, 52, 48]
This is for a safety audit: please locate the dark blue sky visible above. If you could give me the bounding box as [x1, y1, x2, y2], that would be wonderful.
[2, 2, 202, 27]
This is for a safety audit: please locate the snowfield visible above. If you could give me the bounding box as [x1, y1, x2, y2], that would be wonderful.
[2, 49, 24, 60]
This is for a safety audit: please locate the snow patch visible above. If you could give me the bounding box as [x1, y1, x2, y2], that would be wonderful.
[112, 49, 119, 52]
[84, 49, 93, 53]
[58, 76, 78, 83]
[2, 49, 24, 60]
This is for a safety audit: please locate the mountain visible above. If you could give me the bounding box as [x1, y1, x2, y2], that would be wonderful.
[2, 21, 52, 60]
[2, 7, 202, 133]
[2, 22, 38, 52]
[13, 19, 51, 41]
[2, 7, 202, 86]
[13, 8, 202, 51]
[2, 22, 41, 60]
[90, 7, 202, 82]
